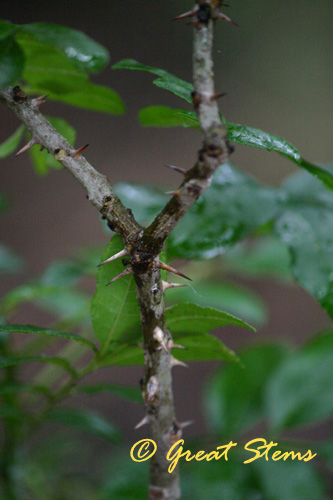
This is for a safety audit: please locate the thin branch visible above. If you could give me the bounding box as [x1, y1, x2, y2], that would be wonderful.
[0, 87, 142, 246]
[142, 2, 232, 255]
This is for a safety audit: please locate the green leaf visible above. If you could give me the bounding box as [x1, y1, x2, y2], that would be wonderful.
[48, 408, 119, 441]
[0, 324, 97, 352]
[167, 163, 279, 259]
[0, 38, 25, 89]
[204, 344, 290, 437]
[252, 457, 325, 500]
[166, 303, 255, 334]
[264, 333, 333, 430]
[224, 237, 292, 282]
[113, 59, 193, 103]
[0, 244, 24, 274]
[0, 125, 25, 159]
[0, 355, 76, 377]
[139, 104, 333, 189]
[275, 168, 333, 318]
[0, 382, 52, 400]
[29, 81, 125, 115]
[20, 23, 109, 72]
[0, 21, 17, 44]
[18, 36, 124, 114]
[91, 235, 141, 354]
[1, 283, 90, 327]
[172, 334, 239, 363]
[28, 116, 76, 174]
[98, 343, 144, 367]
[139, 106, 196, 128]
[78, 383, 142, 404]
[227, 123, 333, 190]
[166, 281, 267, 326]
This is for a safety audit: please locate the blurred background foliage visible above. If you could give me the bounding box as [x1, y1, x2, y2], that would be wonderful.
[0, 1, 332, 499]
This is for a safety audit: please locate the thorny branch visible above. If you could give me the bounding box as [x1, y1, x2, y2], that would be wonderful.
[0, 2, 233, 499]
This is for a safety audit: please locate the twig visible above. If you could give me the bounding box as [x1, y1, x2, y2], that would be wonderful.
[0, 88, 141, 246]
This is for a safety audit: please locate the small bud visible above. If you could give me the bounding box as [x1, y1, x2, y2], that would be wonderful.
[54, 148, 66, 161]
[153, 327, 168, 353]
[146, 375, 159, 404]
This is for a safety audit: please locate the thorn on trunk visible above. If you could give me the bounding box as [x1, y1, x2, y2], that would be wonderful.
[153, 326, 168, 353]
[168, 340, 187, 350]
[98, 248, 128, 267]
[13, 138, 38, 158]
[179, 420, 195, 429]
[164, 164, 187, 175]
[170, 356, 188, 368]
[134, 415, 149, 430]
[106, 267, 133, 285]
[173, 8, 198, 21]
[162, 280, 187, 292]
[165, 189, 181, 196]
[215, 11, 238, 26]
[210, 92, 227, 102]
[31, 95, 48, 108]
[157, 261, 192, 281]
[71, 144, 89, 158]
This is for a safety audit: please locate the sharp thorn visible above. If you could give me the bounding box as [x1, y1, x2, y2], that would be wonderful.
[210, 92, 227, 102]
[71, 144, 89, 158]
[168, 340, 187, 350]
[162, 280, 187, 292]
[179, 420, 195, 429]
[13, 138, 37, 158]
[164, 164, 187, 175]
[170, 356, 188, 368]
[165, 190, 180, 196]
[134, 415, 149, 430]
[157, 261, 192, 281]
[153, 327, 168, 353]
[215, 12, 238, 26]
[98, 249, 128, 267]
[31, 95, 48, 108]
[106, 267, 133, 285]
[173, 9, 197, 21]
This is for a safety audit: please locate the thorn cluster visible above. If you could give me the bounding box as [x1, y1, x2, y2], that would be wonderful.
[173, 1, 237, 28]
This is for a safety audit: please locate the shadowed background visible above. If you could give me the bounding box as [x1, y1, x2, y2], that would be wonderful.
[0, 0, 332, 443]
